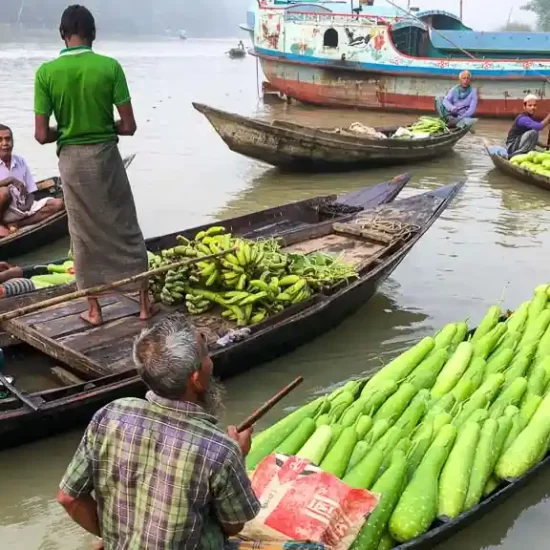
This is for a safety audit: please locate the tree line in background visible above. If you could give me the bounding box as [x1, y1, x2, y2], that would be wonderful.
[0, 0, 250, 36]
[521, 0, 550, 31]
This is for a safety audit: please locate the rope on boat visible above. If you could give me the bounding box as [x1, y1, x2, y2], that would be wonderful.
[352, 209, 421, 243]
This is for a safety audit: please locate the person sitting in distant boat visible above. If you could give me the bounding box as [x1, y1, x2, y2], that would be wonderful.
[435, 71, 478, 128]
[0, 124, 64, 238]
[506, 94, 550, 158]
[238, 40, 245, 50]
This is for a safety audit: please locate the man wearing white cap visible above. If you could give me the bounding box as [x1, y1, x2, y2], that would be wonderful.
[506, 94, 550, 157]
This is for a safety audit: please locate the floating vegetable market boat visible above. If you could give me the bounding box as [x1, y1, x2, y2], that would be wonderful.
[246, 284, 550, 550]
[194, 102, 470, 171]
[485, 142, 550, 192]
[0, 175, 408, 348]
[0, 154, 136, 261]
[0, 179, 461, 449]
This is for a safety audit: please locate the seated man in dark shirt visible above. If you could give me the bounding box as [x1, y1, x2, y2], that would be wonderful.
[506, 94, 550, 158]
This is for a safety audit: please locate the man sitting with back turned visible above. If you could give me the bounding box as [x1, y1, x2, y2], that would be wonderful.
[57, 313, 260, 549]
[0, 124, 63, 237]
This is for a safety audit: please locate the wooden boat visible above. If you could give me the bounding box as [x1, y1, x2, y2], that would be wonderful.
[227, 47, 246, 59]
[485, 142, 550, 192]
[0, 174, 409, 350]
[193, 102, 470, 171]
[0, 178, 462, 449]
[0, 154, 137, 260]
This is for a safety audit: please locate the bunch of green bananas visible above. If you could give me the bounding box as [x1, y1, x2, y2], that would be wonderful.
[185, 293, 212, 315]
[159, 268, 188, 305]
[147, 225, 357, 325]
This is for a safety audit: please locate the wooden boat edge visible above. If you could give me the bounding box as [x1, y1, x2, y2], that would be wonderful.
[485, 142, 550, 191]
[192, 102, 470, 151]
[0, 176, 410, 346]
[219, 180, 466, 357]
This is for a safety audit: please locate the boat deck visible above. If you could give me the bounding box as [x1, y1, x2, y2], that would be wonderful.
[1, 222, 407, 379]
[0, 189, 446, 382]
[2, 294, 157, 379]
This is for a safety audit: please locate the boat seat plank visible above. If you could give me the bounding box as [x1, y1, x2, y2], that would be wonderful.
[284, 234, 384, 267]
[51, 366, 86, 386]
[56, 308, 171, 354]
[32, 298, 141, 340]
[1, 319, 110, 378]
[21, 296, 118, 326]
[87, 338, 136, 371]
[332, 222, 395, 245]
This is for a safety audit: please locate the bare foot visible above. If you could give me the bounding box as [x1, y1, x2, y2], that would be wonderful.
[0, 225, 10, 238]
[80, 298, 103, 326]
[139, 290, 159, 321]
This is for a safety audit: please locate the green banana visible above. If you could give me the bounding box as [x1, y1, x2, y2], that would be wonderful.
[249, 280, 270, 292]
[279, 275, 300, 287]
[237, 274, 248, 291]
[240, 291, 268, 306]
[206, 226, 226, 236]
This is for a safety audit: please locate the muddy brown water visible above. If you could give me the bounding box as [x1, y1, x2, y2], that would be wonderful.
[0, 35, 549, 549]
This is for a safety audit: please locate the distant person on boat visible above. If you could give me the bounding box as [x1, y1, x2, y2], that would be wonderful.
[57, 314, 260, 549]
[435, 71, 478, 128]
[506, 94, 550, 158]
[0, 124, 64, 237]
[34, 5, 154, 326]
[238, 40, 245, 50]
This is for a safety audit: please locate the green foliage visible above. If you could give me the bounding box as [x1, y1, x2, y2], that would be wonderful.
[522, 0, 550, 31]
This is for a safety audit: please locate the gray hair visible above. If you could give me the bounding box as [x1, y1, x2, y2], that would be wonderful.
[133, 313, 202, 399]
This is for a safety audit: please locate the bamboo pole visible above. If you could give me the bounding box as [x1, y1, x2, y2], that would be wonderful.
[236, 376, 304, 433]
[0, 248, 235, 323]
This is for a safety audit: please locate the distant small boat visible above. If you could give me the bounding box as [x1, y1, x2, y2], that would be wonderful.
[178, 30, 187, 40]
[227, 47, 246, 59]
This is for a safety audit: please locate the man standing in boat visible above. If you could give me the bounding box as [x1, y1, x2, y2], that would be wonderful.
[0, 124, 64, 237]
[506, 94, 550, 158]
[33, 5, 154, 326]
[57, 314, 260, 548]
[435, 71, 478, 128]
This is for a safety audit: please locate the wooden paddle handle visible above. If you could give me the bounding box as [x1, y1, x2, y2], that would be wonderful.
[0, 247, 236, 323]
[236, 376, 304, 433]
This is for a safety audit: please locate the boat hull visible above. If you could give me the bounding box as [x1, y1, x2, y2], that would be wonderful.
[194, 102, 469, 170]
[486, 145, 550, 191]
[260, 56, 550, 117]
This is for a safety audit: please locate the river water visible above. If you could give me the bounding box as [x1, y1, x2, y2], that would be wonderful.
[1, 36, 550, 549]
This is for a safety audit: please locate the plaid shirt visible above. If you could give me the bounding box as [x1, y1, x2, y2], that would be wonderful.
[60, 392, 261, 549]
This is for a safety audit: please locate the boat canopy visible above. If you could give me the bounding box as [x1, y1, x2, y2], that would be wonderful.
[430, 30, 550, 55]
[389, 11, 550, 59]
[415, 9, 469, 30]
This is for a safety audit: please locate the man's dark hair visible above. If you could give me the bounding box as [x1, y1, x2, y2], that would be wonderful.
[0, 125, 13, 139]
[59, 5, 96, 42]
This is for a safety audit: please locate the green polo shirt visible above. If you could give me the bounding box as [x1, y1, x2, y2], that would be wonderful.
[34, 46, 131, 150]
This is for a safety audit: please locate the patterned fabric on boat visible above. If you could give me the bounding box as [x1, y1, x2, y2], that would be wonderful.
[226, 540, 327, 550]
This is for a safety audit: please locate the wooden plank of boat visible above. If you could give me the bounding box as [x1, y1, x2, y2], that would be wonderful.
[485, 140, 550, 191]
[0, 154, 137, 260]
[0, 175, 410, 348]
[0, 180, 463, 443]
[192, 102, 470, 170]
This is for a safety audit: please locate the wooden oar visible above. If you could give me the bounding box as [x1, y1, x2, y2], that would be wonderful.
[0, 349, 44, 411]
[236, 376, 304, 433]
[0, 247, 235, 323]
